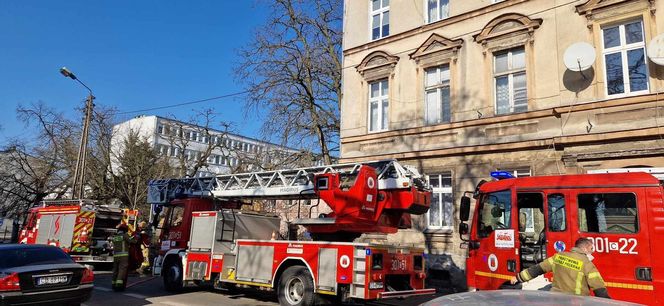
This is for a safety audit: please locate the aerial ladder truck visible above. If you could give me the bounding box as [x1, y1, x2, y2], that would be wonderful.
[147, 159, 435, 306]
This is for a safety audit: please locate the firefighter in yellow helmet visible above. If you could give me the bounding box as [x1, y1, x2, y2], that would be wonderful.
[136, 221, 151, 274]
[510, 237, 610, 298]
[112, 223, 137, 291]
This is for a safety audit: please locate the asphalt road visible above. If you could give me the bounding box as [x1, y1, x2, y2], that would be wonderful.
[84, 271, 442, 306]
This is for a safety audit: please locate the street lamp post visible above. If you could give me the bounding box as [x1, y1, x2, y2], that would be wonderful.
[60, 67, 95, 200]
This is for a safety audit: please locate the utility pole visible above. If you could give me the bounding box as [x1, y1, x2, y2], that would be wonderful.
[60, 67, 95, 199]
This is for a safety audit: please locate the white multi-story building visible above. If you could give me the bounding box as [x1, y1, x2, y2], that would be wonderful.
[111, 115, 299, 176]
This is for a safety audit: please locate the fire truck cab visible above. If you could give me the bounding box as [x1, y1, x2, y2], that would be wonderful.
[459, 172, 663, 305]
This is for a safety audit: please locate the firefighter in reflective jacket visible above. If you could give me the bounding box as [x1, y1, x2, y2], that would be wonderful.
[510, 237, 610, 298]
[136, 221, 151, 274]
[112, 223, 137, 291]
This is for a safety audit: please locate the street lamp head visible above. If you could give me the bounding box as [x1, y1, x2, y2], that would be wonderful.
[59, 67, 77, 80]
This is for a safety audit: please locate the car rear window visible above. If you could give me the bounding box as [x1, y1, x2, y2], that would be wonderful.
[0, 247, 74, 269]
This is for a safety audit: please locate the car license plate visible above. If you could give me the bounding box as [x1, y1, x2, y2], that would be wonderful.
[37, 275, 69, 286]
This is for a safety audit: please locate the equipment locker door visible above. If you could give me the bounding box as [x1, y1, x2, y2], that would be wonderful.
[56, 213, 77, 249]
[35, 214, 55, 244]
[471, 188, 519, 289]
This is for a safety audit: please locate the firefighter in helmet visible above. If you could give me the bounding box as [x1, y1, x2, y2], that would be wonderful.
[136, 221, 151, 274]
[510, 237, 611, 298]
[111, 223, 137, 291]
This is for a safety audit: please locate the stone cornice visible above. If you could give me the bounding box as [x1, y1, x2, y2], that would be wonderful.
[343, 0, 531, 56]
[341, 93, 664, 145]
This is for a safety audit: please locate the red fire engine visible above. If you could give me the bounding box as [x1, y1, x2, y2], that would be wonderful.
[147, 159, 435, 305]
[19, 199, 139, 264]
[459, 171, 663, 305]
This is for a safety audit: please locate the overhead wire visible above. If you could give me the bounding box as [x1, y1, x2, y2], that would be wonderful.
[116, 90, 250, 115]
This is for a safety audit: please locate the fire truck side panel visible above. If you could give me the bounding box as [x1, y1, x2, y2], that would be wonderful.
[646, 186, 664, 305]
[235, 240, 358, 293]
[71, 210, 95, 253]
[189, 212, 216, 251]
[317, 248, 338, 293]
[184, 252, 212, 281]
[34, 210, 79, 250]
[236, 245, 275, 283]
[34, 214, 54, 245]
[57, 213, 77, 249]
[567, 187, 655, 305]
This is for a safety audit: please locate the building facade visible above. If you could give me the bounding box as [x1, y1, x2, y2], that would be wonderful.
[341, 0, 664, 290]
[112, 115, 299, 176]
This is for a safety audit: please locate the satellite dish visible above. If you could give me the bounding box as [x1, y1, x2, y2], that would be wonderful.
[563, 42, 596, 72]
[647, 33, 664, 66]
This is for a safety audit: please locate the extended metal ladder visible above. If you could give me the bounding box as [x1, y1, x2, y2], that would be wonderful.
[147, 159, 426, 204]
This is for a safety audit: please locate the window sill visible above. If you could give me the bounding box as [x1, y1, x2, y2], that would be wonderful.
[424, 228, 453, 234]
[368, 128, 389, 134]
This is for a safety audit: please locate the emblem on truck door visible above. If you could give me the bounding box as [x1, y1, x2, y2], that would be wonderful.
[488, 254, 498, 272]
[339, 255, 350, 268]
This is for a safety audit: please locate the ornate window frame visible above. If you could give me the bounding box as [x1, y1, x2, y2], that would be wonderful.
[410, 33, 463, 124]
[575, 0, 656, 99]
[356, 51, 399, 133]
[576, 0, 656, 26]
[474, 13, 542, 116]
[355, 50, 399, 81]
[409, 33, 463, 66]
[473, 13, 542, 51]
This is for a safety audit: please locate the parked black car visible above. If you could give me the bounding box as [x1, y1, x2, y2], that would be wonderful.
[0, 244, 93, 306]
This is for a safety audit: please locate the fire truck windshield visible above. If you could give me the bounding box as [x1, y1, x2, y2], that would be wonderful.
[478, 190, 512, 238]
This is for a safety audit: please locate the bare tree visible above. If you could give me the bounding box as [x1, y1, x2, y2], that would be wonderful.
[157, 109, 235, 177]
[0, 103, 77, 218]
[237, 0, 342, 164]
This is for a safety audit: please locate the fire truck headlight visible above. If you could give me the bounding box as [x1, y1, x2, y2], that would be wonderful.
[369, 282, 384, 290]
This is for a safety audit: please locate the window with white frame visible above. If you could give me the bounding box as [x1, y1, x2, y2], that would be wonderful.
[602, 20, 649, 96]
[369, 79, 389, 132]
[494, 46, 527, 115]
[370, 0, 389, 40]
[424, 65, 451, 124]
[427, 172, 453, 229]
[426, 0, 449, 23]
[498, 167, 531, 178]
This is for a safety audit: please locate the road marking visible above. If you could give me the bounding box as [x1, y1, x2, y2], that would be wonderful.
[124, 293, 149, 299]
[94, 286, 112, 292]
[127, 276, 157, 288]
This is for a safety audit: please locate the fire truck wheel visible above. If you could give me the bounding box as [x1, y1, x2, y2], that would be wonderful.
[163, 257, 183, 292]
[278, 266, 315, 306]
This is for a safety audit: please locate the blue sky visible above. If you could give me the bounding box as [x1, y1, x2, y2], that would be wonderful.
[0, 1, 268, 145]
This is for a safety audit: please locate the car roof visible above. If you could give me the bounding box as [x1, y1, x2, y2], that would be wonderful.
[421, 290, 639, 306]
[0, 244, 63, 251]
